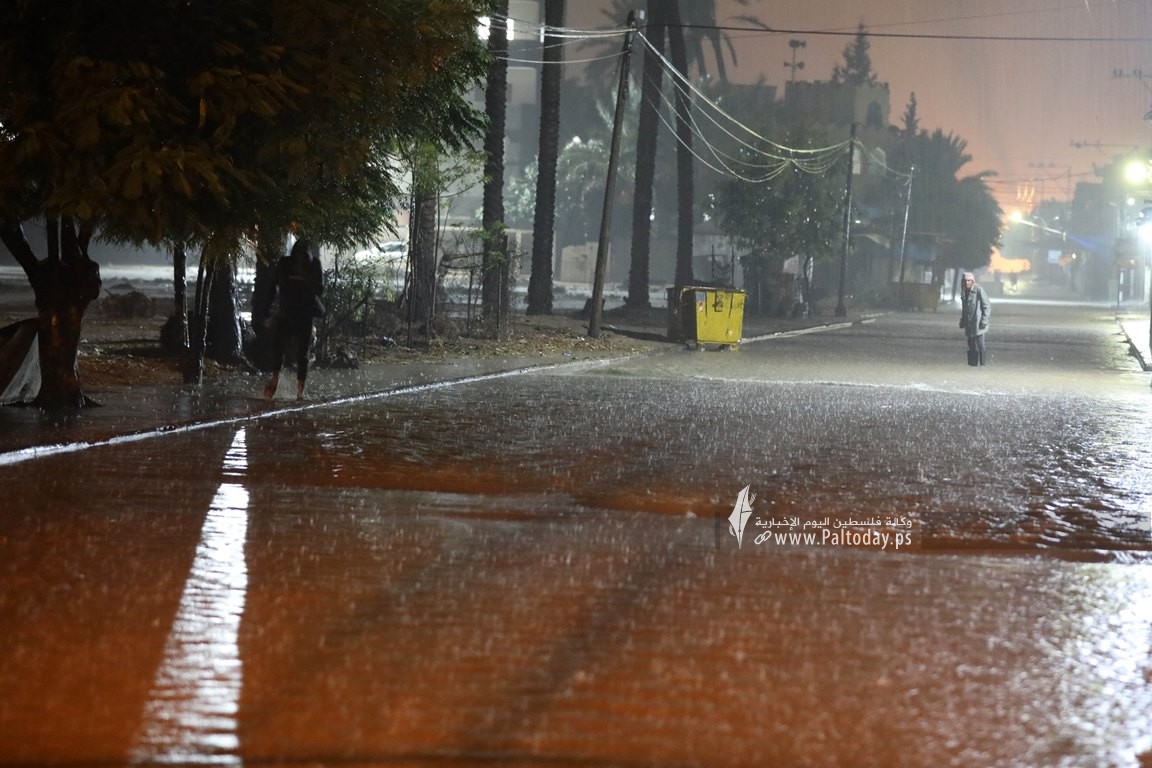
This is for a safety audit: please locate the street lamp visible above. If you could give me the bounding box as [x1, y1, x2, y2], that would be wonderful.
[1120, 156, 1152, 358]
[785, 39, 806, 84]
[1124, 157, 1152, 188]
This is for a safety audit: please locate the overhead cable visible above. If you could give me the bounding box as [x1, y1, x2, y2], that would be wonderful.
[637, 31, 847, 159]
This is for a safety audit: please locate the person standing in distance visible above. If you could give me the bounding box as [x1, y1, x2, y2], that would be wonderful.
[264, 238, 325, 400]
[959, 271, 990, 366]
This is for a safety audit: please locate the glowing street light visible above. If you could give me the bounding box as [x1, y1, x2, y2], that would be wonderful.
[1124, 158, 1151, 187]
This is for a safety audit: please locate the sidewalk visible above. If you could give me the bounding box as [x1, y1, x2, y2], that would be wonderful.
[1116, 313, 1152, 371]
[0, 307, 879, 462]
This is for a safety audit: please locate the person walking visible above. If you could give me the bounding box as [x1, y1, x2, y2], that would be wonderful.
[264, 238, 325, 400]
[959, 271, 990, 366]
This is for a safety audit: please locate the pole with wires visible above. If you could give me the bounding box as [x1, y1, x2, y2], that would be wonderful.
[897, 164, 915, 303]
[835, 122, 857, 317]
[589, 9, 641, 338]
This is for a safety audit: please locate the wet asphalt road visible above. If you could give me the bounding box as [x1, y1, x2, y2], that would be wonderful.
[1, 299, 1151, 767]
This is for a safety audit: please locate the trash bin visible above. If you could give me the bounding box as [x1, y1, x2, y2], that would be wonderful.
[666, 286, 745, 349]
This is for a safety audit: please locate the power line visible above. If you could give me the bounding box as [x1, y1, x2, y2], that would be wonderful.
[674, 23, 1152, 44]
[637, 31, 915, 187]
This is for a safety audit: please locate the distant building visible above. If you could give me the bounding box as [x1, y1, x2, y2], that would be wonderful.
[783, 80, 890, 132]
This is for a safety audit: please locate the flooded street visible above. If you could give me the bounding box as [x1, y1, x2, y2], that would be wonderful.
[1, 301, 1151, 766]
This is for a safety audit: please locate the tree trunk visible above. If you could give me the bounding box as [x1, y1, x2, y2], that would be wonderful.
[626, 0, 664, 310]
[481, 1, 509, 325]
[0, 220, 101, 409]
[205, 258, 243, 363]
[526, 0, 565, 316]
[410, 183, 438, 333]
[173, 245, 189, 349]
[666, 0, 695, 290]
[183, 250, 210, 384]
[249, 232, 283, 371]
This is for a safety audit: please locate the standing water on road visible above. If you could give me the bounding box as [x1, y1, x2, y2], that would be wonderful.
[1, 306, 1151, 767]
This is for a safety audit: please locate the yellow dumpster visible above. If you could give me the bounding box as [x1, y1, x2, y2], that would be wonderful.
[667, 286, 745, 349]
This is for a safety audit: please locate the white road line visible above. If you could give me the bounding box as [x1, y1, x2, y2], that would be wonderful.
[0, 358, 621, 468]
[130, 428, 249, 766]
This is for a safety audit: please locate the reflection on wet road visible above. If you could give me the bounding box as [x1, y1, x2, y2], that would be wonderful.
[0, 304, 1150, 766]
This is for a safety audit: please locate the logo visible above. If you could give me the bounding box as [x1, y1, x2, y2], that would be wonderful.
[723, 485, 919, 552]
[727, 485, 755, 548]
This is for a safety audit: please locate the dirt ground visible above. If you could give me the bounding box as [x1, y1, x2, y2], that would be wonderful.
[1, 281, 671, 391]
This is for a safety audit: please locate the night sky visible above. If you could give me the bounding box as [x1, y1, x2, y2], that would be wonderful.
[568, 0, 1152, 213]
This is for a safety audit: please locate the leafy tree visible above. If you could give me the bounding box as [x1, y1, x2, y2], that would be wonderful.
[895, 129, 1001, 289]
[831, 23, 878, 87]
[712, 125, 847, 314]
[409, 147, 442, 334]
[0, 0, 487, 408]
[901, 92, 920, 138]
[949, 175, 1003, 277]
[400, 142, 485, 336]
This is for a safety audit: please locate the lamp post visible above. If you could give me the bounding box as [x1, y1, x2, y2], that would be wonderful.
[1122, 156, 1152, 355]
[785, 39, 805, 85]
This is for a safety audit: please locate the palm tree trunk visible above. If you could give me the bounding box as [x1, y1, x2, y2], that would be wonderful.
[481, 2, 510, 327]
[626, 0, 665, 310]
[666, 0, 695, 289]
[527, 0, 565, 316]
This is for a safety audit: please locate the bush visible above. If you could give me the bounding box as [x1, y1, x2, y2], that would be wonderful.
[315, 256, 390, 365]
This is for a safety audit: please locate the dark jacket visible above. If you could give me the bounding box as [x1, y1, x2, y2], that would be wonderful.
[273, 241, 324, 327]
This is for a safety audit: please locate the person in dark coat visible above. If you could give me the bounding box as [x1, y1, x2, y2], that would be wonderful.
[959, 271, 990, 366]
[264, 238, 325, 400]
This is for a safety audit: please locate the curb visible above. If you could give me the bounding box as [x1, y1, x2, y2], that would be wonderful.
[743, 312, 885, 344]
[1116, 315, 1151, 372]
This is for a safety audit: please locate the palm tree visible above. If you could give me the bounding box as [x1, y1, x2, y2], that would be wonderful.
[626, 0, 666, 308]
[527, 0, 565, 315]
[666, 0, 696, 290]
[900, 129, 1000, 294]
[679, 0, 755, 84]
[621, 0, 757, 305]
[481, 2, 510, 328]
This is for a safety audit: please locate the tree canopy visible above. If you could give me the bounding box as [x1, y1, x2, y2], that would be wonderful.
[896, 129, 1002, 276]
[0, 0, 489, 254]
[831, 23, 878, 88]
[0, 0, 489, 409]
[712, 125, 847, 271]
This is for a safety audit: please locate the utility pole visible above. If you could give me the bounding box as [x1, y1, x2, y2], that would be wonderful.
[897, 165, 915, 299]
[835, 123, 857, 318]
[588, 10, 642, 338]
